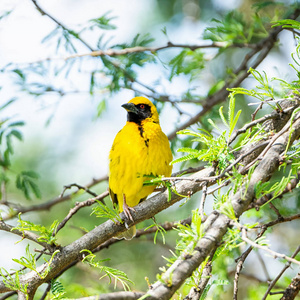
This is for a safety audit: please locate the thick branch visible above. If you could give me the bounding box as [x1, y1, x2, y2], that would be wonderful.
[1, 100, 300, 299]
[0, 166, 214, 297]
[143, 106, 300, 299]
[280, 273, 300, 300]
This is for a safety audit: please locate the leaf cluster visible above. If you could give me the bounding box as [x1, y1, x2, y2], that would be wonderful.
[88, 11, 117, 31]
[172, 94, 240, 171]
[175, 209, 203, 254]
[13, 214, 58, 245]
[16, 171, 41, 200]
[169, 49, 205, 81]
[0, 99, 41, 201]
[0, 103, 24, 169]
[204, 10, 268, 44]
[50, 280, 66, 300]
[0, 268, 28, 297]
[81, 250, 133, 291]
[99, 33, 155, 92]
[91, 201, 122, 224]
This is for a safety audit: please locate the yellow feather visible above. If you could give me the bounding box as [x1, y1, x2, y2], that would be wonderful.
[109, 97, 172, 239]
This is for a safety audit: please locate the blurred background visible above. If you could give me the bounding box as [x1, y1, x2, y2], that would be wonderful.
[0, 0, 299, 298]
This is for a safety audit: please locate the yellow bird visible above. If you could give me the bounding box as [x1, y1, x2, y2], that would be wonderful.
[109, 96, 173, 239]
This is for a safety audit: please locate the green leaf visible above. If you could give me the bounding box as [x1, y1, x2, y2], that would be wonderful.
[89, 11, 117, 30]
[0, 98, 17, 111]
[0, 268, 28, 294]
[51, 280, 66, 300]
[176, 147, 199, 154]
[91, 201, 122, 224]
[27, 180, 42, 199]
[227, 94, 242, 138]
[8, 121, 25, 127]
[219, 106, 228, 127]
[169, 49, 205, 80]
[15, 171, 41, 200]
[171, 154, 198, 165]
[272, 19, 300, 30]
[9, 129, 23, 141]
[96, 99, 107, 118]
[12, 245, 38, 275]
[81, 250, 133, 291]
[21, 170, 40, 179]
[13, 215, 58, 245]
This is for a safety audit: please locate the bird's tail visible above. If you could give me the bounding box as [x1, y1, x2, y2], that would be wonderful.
[114, 225, 136, 240]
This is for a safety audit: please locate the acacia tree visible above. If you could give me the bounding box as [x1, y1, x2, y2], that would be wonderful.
[0, 1, 300, 299]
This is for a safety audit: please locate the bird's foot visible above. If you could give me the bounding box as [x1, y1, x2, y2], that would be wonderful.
[123, 199, 135, 222]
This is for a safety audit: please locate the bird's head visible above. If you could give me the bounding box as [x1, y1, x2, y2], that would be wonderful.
[121, 97, 159, 124]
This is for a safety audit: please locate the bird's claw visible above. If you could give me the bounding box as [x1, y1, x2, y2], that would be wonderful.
[122, 194, 135, 222]
[123, 205, 135, 222]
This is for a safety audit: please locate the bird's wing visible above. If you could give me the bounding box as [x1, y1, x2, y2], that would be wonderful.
[109, 188, 118, 208]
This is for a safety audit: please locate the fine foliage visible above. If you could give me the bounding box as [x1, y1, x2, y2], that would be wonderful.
[0, 1, 300, 300]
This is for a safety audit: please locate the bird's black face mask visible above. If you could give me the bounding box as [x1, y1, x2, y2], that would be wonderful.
[122, 103, 152, 124]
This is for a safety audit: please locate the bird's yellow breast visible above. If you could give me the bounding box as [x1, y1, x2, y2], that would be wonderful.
[109, 120, 172, 210]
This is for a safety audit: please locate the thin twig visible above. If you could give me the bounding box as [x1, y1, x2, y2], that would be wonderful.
[228, 105, 294, 145]
[54, 191, 109, 236]
[2, 175, 108, 220]
[59, 183, 98, 198]
[259, 114, 300, 158]
[39, 282, 51, 300]
[233, 227, 267, 300]
[239, 113, 300, 174]
[0, 292, 16, 300]
[269, 202, 283, 219]
[0, 220, 54, 250]
[251, 101, 264, 121]
[261, 213, 300, 229]
[261, 245, 300, 300]
[23, 42, 258, 65]
[206, 179, 230, 195]
[199, 183, 207, 219]
[256, 250, 271, 282]
[241, 228, 300, 267]
[30, 0, 159, 97]
[65, 41, 257, 59]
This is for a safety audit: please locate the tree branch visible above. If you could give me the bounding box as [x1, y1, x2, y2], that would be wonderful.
[280, 273, 300, 300]
[233, 227, 267, 300]
[70, 291, 145, 300]
[2, 175, 108, 221]
[54, 191, 109, 235]
[63, 41, 257, 60]
[0, 220, 53, 250]
[240, 227, 300, 267]
[143, 103, 300, 299]
[1, 98, 300, 299]
[262, 246, 300, 300]
[167, 9, 300, 140]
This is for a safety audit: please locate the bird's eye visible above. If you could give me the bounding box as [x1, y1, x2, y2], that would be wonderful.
[139, 104, 145, 109]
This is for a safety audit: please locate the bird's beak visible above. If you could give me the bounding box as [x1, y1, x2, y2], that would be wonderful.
[121, 103, 139, 114]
